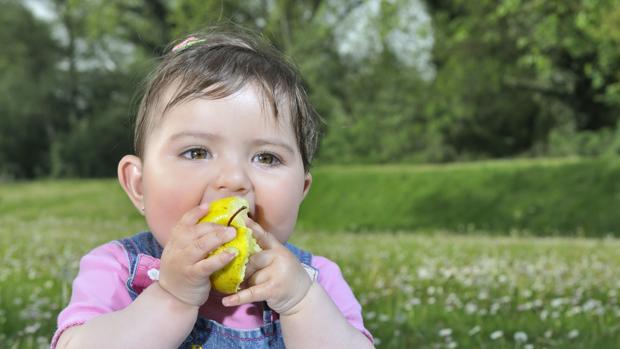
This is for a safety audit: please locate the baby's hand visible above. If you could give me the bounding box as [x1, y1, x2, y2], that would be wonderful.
[222, 219, 313, 315]
[158, 204, 238, 307]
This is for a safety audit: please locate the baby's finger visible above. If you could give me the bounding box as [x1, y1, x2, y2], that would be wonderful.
[245, 218, 280, 250]
[192, 247, 238, 277]
[245, 267, 270, 287]
[222, 284, 267, 307]
[187, 226, 236, 259]
[243, 251, 274, 278]
[180, 203, 210, 226]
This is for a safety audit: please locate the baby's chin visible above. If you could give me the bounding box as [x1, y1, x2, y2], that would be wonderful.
[267, 228, 293, 244]
[148, 230, 170, 248]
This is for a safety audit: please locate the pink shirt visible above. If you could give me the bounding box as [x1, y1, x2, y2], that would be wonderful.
[51, 242, 372, 347]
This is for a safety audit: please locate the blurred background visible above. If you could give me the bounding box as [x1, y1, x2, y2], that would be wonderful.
[2, 0, 620, 179]
[2, 1, 620, 348]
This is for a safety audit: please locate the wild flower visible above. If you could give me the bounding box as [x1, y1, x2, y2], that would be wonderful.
[550, 298, 565, 308]
[489, 330, 503, 340]
[438, 328, 453, 337]
[582, 299, 601, 312]
[544, 329, 553, 338]
[408, 297, 421, 306]
[465, 302, 477, 314]
[468, 326, 481, 336]
[417, 267, 432, 279]
[23, 323, 41, 334]
[513, 331, 528, 343]
[517, 302, 532, 311]
[568, 329, 580, 339]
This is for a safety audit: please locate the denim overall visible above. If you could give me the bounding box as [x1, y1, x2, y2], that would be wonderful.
[117, 232, 313, 349]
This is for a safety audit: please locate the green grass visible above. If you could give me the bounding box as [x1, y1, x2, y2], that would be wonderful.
[1, 160, 620, 348]
[299, 157, 620, 236]
[2, 220, 619, 348]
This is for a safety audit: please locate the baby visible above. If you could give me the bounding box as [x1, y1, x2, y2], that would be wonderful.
[52, 29, 374, 349]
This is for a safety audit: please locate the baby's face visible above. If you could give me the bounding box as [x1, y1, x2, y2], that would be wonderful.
[139, 84, 311, 246]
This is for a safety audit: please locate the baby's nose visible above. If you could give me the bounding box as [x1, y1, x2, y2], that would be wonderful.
[213, 160, 251, 194]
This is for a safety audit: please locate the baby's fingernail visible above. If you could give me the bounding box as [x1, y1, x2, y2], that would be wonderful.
[225, 247, 239, 257]
[200, 203, 209, 210]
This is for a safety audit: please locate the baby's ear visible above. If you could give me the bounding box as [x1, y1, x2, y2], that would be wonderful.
[118, 155, 145, 214]
[302, 172, 312, 200]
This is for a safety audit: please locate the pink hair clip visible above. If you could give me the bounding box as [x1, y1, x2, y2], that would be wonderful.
[172, 36, 206, 53]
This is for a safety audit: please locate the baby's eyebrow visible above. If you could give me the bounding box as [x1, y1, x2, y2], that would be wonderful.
[169, 131, 222, 142]
[251, 139, 296, 155]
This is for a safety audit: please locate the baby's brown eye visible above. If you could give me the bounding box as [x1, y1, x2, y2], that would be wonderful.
[253, 153, 281, 166]
[182, 148, 210, 160]
[191, 149, 208, 159]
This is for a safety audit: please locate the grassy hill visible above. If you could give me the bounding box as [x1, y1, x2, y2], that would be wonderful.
[298, 157, 620, 236]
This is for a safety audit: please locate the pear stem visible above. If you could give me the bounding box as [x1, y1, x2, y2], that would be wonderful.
[227, 206, 247, 226]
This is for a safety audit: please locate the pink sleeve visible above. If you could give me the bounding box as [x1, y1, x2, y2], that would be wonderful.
[312, 256, 374, 343]
[51, 242, 132, 348]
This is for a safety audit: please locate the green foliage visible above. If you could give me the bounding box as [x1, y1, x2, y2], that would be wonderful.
[2, 0, 620, 178]
[427, 0, 620, 158]
[49, 66, 141, 177]
[546, 126, 620, 158]
[0, 0, 64, 178]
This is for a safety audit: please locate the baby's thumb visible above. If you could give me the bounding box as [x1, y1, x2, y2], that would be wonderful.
[181, 203, 210, 225]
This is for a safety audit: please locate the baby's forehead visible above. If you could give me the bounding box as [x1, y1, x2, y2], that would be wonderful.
[148, 82, 294, 137]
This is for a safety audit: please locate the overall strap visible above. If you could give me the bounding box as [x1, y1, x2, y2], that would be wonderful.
[116, 232, 163, 300]
[117, 231, 164, 258]
[285, 242, 312, 265]
[262, 302, 276, 337]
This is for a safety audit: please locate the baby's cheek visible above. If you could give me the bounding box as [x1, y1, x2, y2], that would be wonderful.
[145, 190, 198, 246]
[258, 193, 302, 243]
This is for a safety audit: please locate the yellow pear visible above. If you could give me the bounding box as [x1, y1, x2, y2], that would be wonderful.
[198, 197, 261, 294]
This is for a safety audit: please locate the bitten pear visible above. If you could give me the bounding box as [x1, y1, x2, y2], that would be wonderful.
[199, 197, 261, 294]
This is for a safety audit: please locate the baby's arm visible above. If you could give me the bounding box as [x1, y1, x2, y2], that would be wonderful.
[280, 281, 374, 349]
[223, 220, 374, 349]
[56, 282, 199, 348]
[56, 205, 238, 349]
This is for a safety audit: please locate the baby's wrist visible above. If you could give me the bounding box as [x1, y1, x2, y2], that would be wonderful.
[151, 281, 201, 313]
[279, 277, 317, 317]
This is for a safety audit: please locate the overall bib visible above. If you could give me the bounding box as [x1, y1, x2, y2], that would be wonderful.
[118, 232, 313, 349]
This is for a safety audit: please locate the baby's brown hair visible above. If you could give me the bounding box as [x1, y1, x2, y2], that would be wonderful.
[134, 27, 322, 172]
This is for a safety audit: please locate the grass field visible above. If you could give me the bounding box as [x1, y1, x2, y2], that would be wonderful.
[1, 166, 620, 348]
[300, 158, 620, 236]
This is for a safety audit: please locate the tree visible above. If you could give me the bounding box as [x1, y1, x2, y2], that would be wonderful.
[426, 0, 620, 158]
[0, 0, 63, 178]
